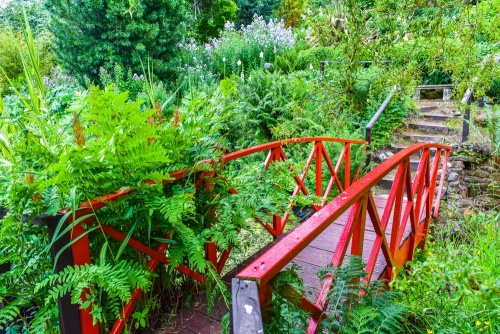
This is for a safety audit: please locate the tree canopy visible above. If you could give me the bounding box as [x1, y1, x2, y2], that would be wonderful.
[45, 0, 188, 84]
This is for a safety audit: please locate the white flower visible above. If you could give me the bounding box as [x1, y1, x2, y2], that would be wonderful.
[309, 63, 313, 70]
[223, 57, 226, 62]
[260, 51, 264, 58]
[237, 60, 242, 66]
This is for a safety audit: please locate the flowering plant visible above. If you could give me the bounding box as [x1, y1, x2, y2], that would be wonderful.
[206, 15, 296, 75]
[173, 15, 295, 84]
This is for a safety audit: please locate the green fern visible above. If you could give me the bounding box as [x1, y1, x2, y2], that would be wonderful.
[35, 261, 153, 324]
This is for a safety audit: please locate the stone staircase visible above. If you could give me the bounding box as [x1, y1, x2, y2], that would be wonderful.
[375, 100, 461, 189]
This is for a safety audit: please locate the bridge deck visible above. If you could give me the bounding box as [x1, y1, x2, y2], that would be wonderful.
[162, 195, 410, 334]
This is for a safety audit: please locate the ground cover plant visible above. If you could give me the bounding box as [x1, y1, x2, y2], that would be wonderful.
[0, 0, 499, 332]
[265, 257, 410, 333]
[392, 211, 500, 333]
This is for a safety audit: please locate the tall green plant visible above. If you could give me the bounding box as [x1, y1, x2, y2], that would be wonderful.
[45, 0, 188, 85]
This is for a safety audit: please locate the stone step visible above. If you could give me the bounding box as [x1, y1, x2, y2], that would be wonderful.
[408, 122, 449, 134]
[378, 164, 445, 189]
[403, 133, 445, 143]
[419, 106, 439, 113]
[378, 177, 394, 189]
[422, 113, 453, 122]
[378, 170, 397, 189]
[390, 145, 439, 157]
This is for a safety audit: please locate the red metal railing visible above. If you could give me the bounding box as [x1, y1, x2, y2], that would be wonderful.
[233, 143, 451, 333]
[56, 137, 364, 334]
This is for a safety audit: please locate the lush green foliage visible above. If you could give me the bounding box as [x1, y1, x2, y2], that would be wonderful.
[235, 0, 279, 27]
[0, 0, 49, 33]
[193, 0, 238, 41]
[0, 26, 55, 95]
[393, 212, 500, 333]
[485, 105, 500, 157]
[1, 0, 499, 332]
[45, 0, 188, 85]
[265, 257, 410, 333]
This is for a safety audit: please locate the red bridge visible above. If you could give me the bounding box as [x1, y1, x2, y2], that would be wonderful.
[48, 137, 451, 334]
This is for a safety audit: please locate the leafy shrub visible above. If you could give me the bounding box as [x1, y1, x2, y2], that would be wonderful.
[0, 26, 55, 95]
[393, 212, 500, 332]
[295, 46, 343, 70]
[390, 38, 453, 85]
[0, 0, 49, 34]
[235, 0, 280, 27]
[99, 63, 146, 100]
[487, 78, 500, 104]
[275, 0, 308, 28]
[485, 105, 500, 158]
[194, 0, 238, 41]
[45, 0, 188, 85]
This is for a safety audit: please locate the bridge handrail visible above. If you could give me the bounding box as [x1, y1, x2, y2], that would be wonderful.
[77, 137, 366, 210]
[461, 87, 473, 143]
[232, 142, 452, 333]
[365, 86, 398, 165]
[235, 142, 450, 284]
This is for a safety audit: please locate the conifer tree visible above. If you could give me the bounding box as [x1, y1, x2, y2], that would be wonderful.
[45, 0, 188, 85]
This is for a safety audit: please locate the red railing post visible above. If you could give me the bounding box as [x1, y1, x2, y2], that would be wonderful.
[344, 143, 351, 189]
[68, 213, 100, 334]
[315, 142, 323, 197]
[258, 283, 273, 322]
[351, 195, 367, 257]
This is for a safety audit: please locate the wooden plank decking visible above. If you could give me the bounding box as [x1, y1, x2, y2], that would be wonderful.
[160, 195, 411, 334]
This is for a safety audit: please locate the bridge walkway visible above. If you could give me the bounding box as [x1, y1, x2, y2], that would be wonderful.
[166, 195, 410, 334]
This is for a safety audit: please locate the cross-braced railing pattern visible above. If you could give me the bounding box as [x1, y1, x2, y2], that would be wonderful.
[232, 143, 451, 334]
[54, 137, 364, 334]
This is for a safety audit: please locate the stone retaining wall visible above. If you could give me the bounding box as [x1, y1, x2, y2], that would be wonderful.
[444, 143, 499, 209]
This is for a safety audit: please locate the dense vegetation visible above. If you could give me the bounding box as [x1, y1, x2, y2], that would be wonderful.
[0, 0, 499, 332]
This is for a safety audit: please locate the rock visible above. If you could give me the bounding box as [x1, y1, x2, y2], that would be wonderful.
[442, 187, 448, 196]
[450, 161, 464, 168]
[457, 198, 474, 208]
[473, 170, 490, 178]
[481, 165, 494, 172]
[447, 167, 462, 173]
[449, 156, 475, 162]
[448, 193, 463, 201]
[474, 114, 487, 125]
[374, 152, 389, 163]
[475, 195, 497, 209]
[448, 172, 459, 182]
[464, 177, 492, 184]
[467, 185, 487, 197]
[490, 173, 500, 181]
[448, 181, 460, 187]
